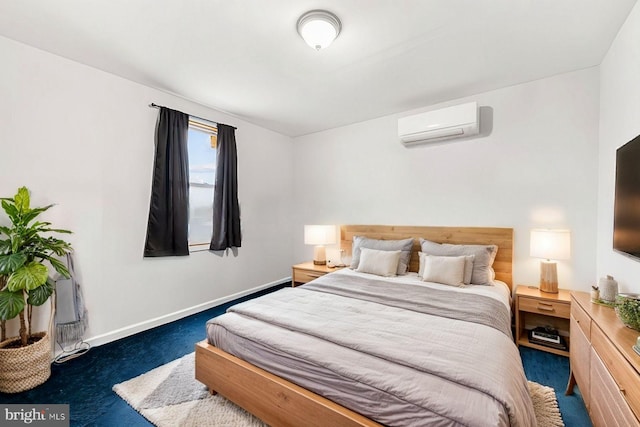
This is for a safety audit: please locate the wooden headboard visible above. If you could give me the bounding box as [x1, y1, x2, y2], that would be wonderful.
[340, 225, 514, 290]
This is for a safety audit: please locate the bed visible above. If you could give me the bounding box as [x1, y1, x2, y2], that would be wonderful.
[195, 225, 536, 426]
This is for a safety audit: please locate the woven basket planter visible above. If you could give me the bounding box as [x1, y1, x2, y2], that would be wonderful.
[0, 332, 51, 393]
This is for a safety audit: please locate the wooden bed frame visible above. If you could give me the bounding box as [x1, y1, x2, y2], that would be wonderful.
[195, 225, 514, 427]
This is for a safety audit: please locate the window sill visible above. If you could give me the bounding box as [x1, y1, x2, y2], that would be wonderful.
[189, 244, 210, 253]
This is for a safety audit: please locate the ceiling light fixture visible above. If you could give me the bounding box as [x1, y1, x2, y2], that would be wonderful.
[297, 10, 341, 51]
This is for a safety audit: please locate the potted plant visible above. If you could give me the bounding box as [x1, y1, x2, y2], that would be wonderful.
[0, 187, 72, 393]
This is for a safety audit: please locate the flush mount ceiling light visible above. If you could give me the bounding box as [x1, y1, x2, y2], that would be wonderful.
[297, 10, 341, 51]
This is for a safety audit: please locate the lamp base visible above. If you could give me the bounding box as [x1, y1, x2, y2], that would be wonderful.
[539, 260, 559, 293]
[313, 245, 327, 265]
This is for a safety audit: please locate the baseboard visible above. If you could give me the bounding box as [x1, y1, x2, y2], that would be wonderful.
[85, 277, 290, 348]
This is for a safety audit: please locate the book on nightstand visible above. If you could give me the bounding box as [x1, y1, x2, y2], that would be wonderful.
[528, 326, 568, 351]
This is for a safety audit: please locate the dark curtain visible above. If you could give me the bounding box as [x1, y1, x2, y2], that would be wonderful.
[210, 124, 241, 250]
[144, 107, 190, 257]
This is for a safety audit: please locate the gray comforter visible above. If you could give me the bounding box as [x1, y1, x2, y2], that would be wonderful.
[207, 273, 536, 426]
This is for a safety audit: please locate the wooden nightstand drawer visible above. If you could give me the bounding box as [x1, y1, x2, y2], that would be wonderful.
[518, 296, 570, 318]
[293, 269, 326, 284]
[292, 262, 343, 287]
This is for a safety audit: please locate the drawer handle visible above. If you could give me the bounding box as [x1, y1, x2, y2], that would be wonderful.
[611, 377, 626, 396]
[537, 303, 555, 312]
[307, 273, 323, 278]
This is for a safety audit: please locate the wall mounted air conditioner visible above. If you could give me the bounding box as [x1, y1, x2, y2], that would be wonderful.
[398, 101, 479, 145]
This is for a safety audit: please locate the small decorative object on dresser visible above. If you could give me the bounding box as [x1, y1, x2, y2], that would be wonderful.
[591, 285, 600, 302]
[634, 336, 640, 356]
[615, 293, 640, 331]
[598, 275, 618, 303]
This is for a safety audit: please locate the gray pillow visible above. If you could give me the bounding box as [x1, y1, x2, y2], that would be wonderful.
[350, 236, 414, 275]
[419, 239, 498, 285]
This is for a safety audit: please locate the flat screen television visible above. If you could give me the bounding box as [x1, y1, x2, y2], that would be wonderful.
[613, 133, 640, 260]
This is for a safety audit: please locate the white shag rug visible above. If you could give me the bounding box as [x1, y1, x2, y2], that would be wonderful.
[528, 380, 565, 427]
[114, 352, 564, 427]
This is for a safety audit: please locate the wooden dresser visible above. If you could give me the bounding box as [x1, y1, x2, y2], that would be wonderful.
[567, 291, 640, 426]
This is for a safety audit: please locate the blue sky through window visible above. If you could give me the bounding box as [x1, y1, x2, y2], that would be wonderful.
[188, 128, 216, 186]
[188, 127, 216, 245]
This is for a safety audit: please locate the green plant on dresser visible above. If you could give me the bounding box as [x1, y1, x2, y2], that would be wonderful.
[615, 293, 640, 331]
[0, 186, 73, 393]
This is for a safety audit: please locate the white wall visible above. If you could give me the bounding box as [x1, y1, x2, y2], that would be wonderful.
[597, 2, 640, 293]
[1, 14, 623, 343]
[293, 68, 601, 291]
[0, 36, 294, 344]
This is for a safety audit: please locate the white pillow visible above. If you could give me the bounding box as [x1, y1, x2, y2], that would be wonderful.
[356, 248, 401, 277]
[350, 236, 414, 275]
[421, 254, 466, 287]
[418, 252, 474, 285]
[419, 239, 498, 285]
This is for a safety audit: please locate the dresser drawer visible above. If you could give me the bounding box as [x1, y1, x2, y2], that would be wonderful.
[592, 323, 640, 421]
[293, 269, 326, 284]
[570, 315, 591, 409]
[571, 299, 591, 339]
[590, 346, 640, 427]
[518, 296, 570, 318]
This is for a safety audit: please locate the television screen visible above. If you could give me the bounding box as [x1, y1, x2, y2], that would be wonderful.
[613, 133, 640, 259]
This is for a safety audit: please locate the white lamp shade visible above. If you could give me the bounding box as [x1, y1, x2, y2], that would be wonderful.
[304, 225, 337, 245]
[530, 229, 571, 260]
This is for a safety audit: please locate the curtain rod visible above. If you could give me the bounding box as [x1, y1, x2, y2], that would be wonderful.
[149, 103, 237, 130]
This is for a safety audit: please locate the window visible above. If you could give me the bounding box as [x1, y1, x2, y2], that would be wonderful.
[187, 119, 217, 249]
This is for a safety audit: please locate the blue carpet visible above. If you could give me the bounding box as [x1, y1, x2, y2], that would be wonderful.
[519, 346, 591, 427]
[1, 283, 590, 426]
[0, 284, 286, 426]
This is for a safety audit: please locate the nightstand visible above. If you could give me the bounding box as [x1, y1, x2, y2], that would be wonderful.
[292, 262, 344, 287]
[514, 285, 571, 357]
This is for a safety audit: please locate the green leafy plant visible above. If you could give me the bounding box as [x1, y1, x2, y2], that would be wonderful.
[615, 294, 640, 331]
[0, 187, 72, 347]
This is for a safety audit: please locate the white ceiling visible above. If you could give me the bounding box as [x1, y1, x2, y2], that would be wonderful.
[0, 0, 636, 137]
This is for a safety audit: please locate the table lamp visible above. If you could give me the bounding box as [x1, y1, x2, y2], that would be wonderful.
[530, 229, 571, 293]
[304, 225, 337, 265]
